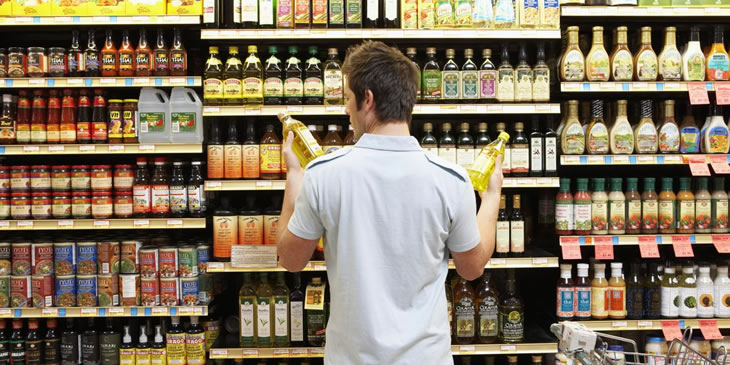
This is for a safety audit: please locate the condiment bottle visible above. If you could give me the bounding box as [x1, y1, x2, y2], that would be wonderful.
[510, 122, 529, 177]
[149, 325, 165, 365]
[259, 124, 282, 180]
[610, 26, 633, 81]
[284, 46, 303, 105]
[514, 44, 532, 103]
[475, 272, 499, 344]
[224, 46, 243, 106]
[150, 158, 170, 218]
[135, 29, 153, 77]
[422, 47, 441, 103]
[585, 26, 609, 81]
[555, 178, 574, 235]
[188, 161, 205, 218]
[46, 89, 60, 144]
[442, 49, 460, 101]
[264, 46, 284, 105]
[645, 262, 662, 319]
[26, 319, 41, 364]
[207, 122, 224, 179]
[608, 262, 626, 319]
[642, 178, 659, 234]
[625, 177, 642, 234]
[574, 178, 591, 235]
[224, 120, 242, 179]
[591, 263, 609, 319]
[153, 29, 169, 76]
[498, 273, 524, 343]
[561, 100, 585, 155]
[497, 46, 514, 103]
[496, 122, 511, 176]
[696, 178, 712, 233]
[133, 158, 151, 218]
[705, 105, 729, 153]
[680, 103, 701, 153]
[683, 26, 706, 81]
[119, 325, 135, 365]
[324, 48, 344, 105]
[659, 27, 682, 81]
[557, 264, 575, 321]
[303, 46, 323, 105]
[533, 44, 550, 103]
[243, 46, 263, 105]
[68, 31, 84, 77]
[165, 317, 185, 365]
[635, 26, 658, 81]
[438, 122, 457, 165]
[458, 122, 476, 171]
[30, 90, 47, 144]
[678, 266, 698, 318]
[561, 26, 585, 81]
[170, 28, 187, 76]
[277, 113, 324, 168]
[16, 90, 31, 144]
[697, 266, 715, 318]
[586, 99, 609, 155]
[185, 316, 205, 365]
[510, 194, 525, 256]
[610, 100, 634, 154]
[626, 263, 644, 320]
[544, 118, 558, 177]
[661, 266, 679, 318]
[658, 177, 677, 234]
[322, 124, 343, 154]
[715, 266, 730, 318]
[591, 178, 608, 235]
[91, 89, 107, 144]
[635, 100, 658, 154]
[118, 30, 134, 77]
[712, 177, 729, 233]
[453, 275, 476, 344]
[84, 30, 99, 77]
[479, 49, 497, 101]
[496, 194, 510, 257]
[203, 46, 224, 105]
[677, 177, 696, 233]
[659, 100, 680, 153]
[169, 162, 187, 218]
[608, 178, 626, 235]
[707, 25, 730, 81]
[100, 29, 118, 77]
[43, 319, 60, 365]
[575, 263, 591, 320]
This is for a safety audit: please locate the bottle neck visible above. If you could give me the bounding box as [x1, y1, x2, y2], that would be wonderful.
[664, 104, 675, 119]
[617, 29, 628, 46]
[568, 30, 579, 46]
[716, 30, 725, 45]
[641, 30, 652, 46]
[617, 103, 627, 117]
[568, 103, 578, 119]
[665, 30, 676, 47]
[592, 29, 604, 45]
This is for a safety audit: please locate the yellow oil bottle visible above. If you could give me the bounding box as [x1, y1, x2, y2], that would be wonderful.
[278, 112, 325, 168]
[468, 131, 510, 192]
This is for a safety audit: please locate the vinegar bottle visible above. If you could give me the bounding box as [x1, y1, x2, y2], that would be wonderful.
[207, 121, 225, 179]
[468, 131, 510, 193]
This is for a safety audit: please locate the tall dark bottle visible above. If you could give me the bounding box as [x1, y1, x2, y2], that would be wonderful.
[43, 319, 60, 365]
[99, 318, 120, 365]
[9, 320, 24, 365]
[170, 28, 187, 76]
[284, 46, 303, 105]
[0, 320, 8, 365]
[81, 318, 99, 365]
[25, 319, 42, 365]
[153, 29, 170, 76]
[383, 0, 399, 28]
[60, 319, 78, 365]
[84, 30, 100, 77]
[529, 118, 544, 177]
[264, 46, 284, 105]
[290, 273, 305, 347]
[544, 117, 558, 177]
[364, 0, 381, 28]
[68, 31, 85, 77]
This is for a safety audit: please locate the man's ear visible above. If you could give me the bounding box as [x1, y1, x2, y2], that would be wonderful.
[364, 89, 376, 112]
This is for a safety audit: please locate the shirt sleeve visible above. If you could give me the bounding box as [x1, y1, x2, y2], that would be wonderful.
[287, 172, 325, 241]
[446, 181, 481, 253]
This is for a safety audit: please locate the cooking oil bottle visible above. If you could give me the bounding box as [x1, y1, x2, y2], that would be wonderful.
[468, 132, 510, 193]
[277, 112, 325, 168]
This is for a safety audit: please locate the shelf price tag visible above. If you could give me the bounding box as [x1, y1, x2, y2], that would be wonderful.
[689, 82, 710, 105]
[716, 83, 730, 105]
[638, 321, 654, 328]
[206, 262, 224, 271]
[612, 321, 628, 328]
[205, 181, 222, 190]
[273, 349, 290, 357]
[16, 221, 33, 229]
[151, 307, 168, 315]
[80, 308, 97, 316]
[23, 146, 39, 152]
[242, 349, 259, 357]
[489, 258, 506, 267]
[661, 320, 683, 341]
[458, 345, 475, 354]
[42, 308, 58, 317]
[594, 236, 614, 260]
[255, 181, 273, 190]
[291, 349, 308, 357]
[48, 145, 64, 152]
[93, 220, 110, 228]
[699, 320, 724, 340]
[532, 257, 548, 265]
[133, 220, 149, 228]
[672, 235, 694, 258]
[713, 235, 730, 253]
[56, 220, 74, 228]
[638, 236, 661, 258]
[167, 219, 183, 227]
[500, 345, 516, 352]
[689, 156, 711, 176]
[561, 237, 582, 260]
[79, 145, 96, 152]
[210, 349, 229, 358]
[710, 155, 730, 174]
[108, 307, 125, 316]
[0, 222, 8, 230]
[313, 263, 327, 271]
[108, 145, 125, 152]
[309, 348, 325, 356]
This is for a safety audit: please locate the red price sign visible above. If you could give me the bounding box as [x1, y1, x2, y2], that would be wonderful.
[672, 235, 694, 258]
[638, 236, 661, 258]
[689, 82, 710, 105]
[715, 235, 730, 253]
[689, 156, 712, 176]
[661, 320, 684, 341]
[594, 236, 614, 260]
[716, 83, 730, 105]
[710, 155, 730, 174]
[699, 320, 724, 340]
[561, 244, 582, 260]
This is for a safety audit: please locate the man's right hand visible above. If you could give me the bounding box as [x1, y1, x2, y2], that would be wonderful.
[479, 155, 503, 201]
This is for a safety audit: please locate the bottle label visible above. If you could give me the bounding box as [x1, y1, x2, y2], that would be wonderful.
[636, 123, 658, 153]
[497, 69, 514, 101]
[515, 69, 532, 101]
[455, 296, 475, 338]
[533, 69, 550, 101]
[636, 51, 658, 81]
[545, 136, 557, 172]
[264, 77, 284, 98]
[295, 0, 310, 23]
[240, 295, 256, 345]
[479, 70, 497, 99]
[477, 296, 498, 337]
[437, 146, 457, 165]
[696, 199, 711, 230]
[304, 77, 324, 98]
[658, 199, 675, 230]
[329, 0, 345, 23]
[133, 185, 151, 214]
[140, 112, 166, 134]
[660, 49, 682, 80]
[259, 0, 275, 24]
[419, 0, 435, 28]
[708, 53, 730, 80]
[185, 332, 205, 365]
[576, 287, 591, 318]
[588, 123, 609, 154]
[441, 71, 460, 100]
[574, 201, 591, 232]
[612, 50, 633, 81]
[43, 338, 59, 364]
[149, 348, 167, 365]
[242, 0, 257, 21]
[346, 0, 362, 23]
[324, 70, 344, 100]
[454, 0, 472, 25]
[290, 300, 304, 342]
[557, 287, 575, 318]
[591, 286, 608, 317]
[243, 77, 263, 99]
[120, 349, 136, 365]
[284, 78, 304, 97]
[495, 221, 510, 254]
[435, 0, 454, 26]
[587, 51, 609, 81]
[277, 0, 294, 27]
[166, 333, 186, 365]
[698, 286, 714, 317]
[187, 185, 202, 213]
[679, 285, 698, 317]
[624, 199, 640, 231]
[661, 286, 679, 317]
[659, 123, 680, 153]
[686, 52, 705, 81]
[274, 296, 289, 340]
[708, 126, 729, 153]
[243, 145, 260, 179]
[510, 220, 524, 253]
[422, 70, 442, 99]
[204, 78, 224, 99]
[312, 0, 327, 24]
[502, 147, 511, 174]
[680, 127, 700, 153]
[137, 52, 151, 71]
[591, 200, 608, 232]
[612, 123, 634, 154]
[562, 124, 585, 154]
[170, 185, 187, 214]
[224, 78, 243, 100]
[642, 200, 658, 231]
[257, 297, 272, 345]
[609, 286, 626, 315]
[562, 50, 585, 81]
[510, 146, 529, 174]
[260, 144, 282, 174]
[151, 185, 170, 214]
[678, 200, 696, 230]
[555, 201, 574, 231]
[102, 52, 117, 73]
[171, 112, 196, 134]
[136, 348, 151, 365]
[108, 109, 123, 139]
[498, 309, 523, 342]
[154, 52, 169, 71]
[456, 147, 475, 170]
[119, 52, 134, 73]
[402, 0, 417, 27]
[714, 199, 729, 230]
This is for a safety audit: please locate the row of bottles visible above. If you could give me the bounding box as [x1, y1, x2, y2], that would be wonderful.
[555, 177, 729, 236]
[212, 356, 545, 365]
[557, 261, 730, 320]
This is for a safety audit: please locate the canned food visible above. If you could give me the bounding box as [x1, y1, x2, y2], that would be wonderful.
[31, 275, 53, 308]
[178, 246, 198, 278]
[159, 247, 178, 278]
[138, 247, 158, 279]
[198, 273, 213, 305]
[97, 241, 120, 275]
[0, 243, 11, 276]
[0, 276, 9, 307]
[76, 275, 97, 307]
[197, 244, 209, 274]
[10, 276, 30, 307]
[120, 241, 141, 274]
[55, 275, 75, 307]
[97, 274, 119, 307]
[120, 273, 140, 306]
[53, 242, 75, 275]
[160, 277, 179, 306]
[76, 242, 97, 275]
[31, 242, 54, 276]
[180, 277, 199, 306]
[12, 243, 31, 276]
[140, 277, 160, 306]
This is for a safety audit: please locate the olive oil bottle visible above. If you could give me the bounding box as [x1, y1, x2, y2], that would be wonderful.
[224, 46, 243, 106]
[277, 112, 325, 168]
[304, 46, 324, 105]
[264, 46, 284, 105]
[442, 49, 461, 101]
[468, 131, 510, 193]
[323, 48, 344, 105]
[243, 45, 263, 105]
[462, 49, 479, 102]
[422, 47, 442, 103]
[497, 47, 515, 102]
[284, 46, 304, 105]
[204, 46, 224, 106]
[406, 48, 422, 101]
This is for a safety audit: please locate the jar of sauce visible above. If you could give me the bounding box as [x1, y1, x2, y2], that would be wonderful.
[52, 191, 71, 218]
[71, 165, 91, 191]
[91, 165, 112, 192]
[92, 191, 113, 219]
[31, 191, 51, 219]
[51, 166, 71, 192]
[0, 192, 8, 219]
[10, 166, 30, 192]
[0, 166, 9, 193]
[122, 99, 138, 143]
[48, 47, 67, 77]
[107, 99, 123, 144]
[71, 191, 91, 219]
[0, 48, 7, 78]
[7, 47, 26, 78]
[27, 47, 47, 78]
[113, 165, 134, 190]
[30, 165, 51, 192]
[10, 192, 31, 219]
[114, 190, 133, 218]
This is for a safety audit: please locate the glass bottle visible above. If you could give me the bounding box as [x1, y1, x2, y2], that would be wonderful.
[290, 273, 305, 347]
[707, 25, 730, 81]
[461, 49, 479, 102]
[169, 161, 187, 218]
[586, 99, 608, 155]
[84, 30, 100, 77]
[683, 26, 706, 81]
[642, 178, 659, 234]
[187, 161, 205, 217]
[255, 273, 274, 347]
[324, 48, 344, 105]
[658, 100, 679, 153]
[204, 46, 224, 106]
[493, 0, 515, 29]
[591, 178, 608, 235]
[626, 263, 644, 320]
[679, 103, 700, 153]
[25, 319, 41, 364]
[544, 118, 558, 176]
[659, 26, 682, 81]
[239, 273, 257, 347]
[644, 262, 662, 319]
[515, 44, 532, 103]
[60, 319, 78, 365]
[0, 95, 15, 145]
[264, 46, 284, 105]
[422, 47, 442, 103]
[135, 29, 153, 77]
[118, 30, 134, 77]
[224, 46, 243, 106]
[591, 263, 608, 319]
[555, 178, 573, 236]
[456, 122, 474, 170]
[43, 319, 59, 365]
[150, 158, 170, 218]
[153, 29, 169, 77]
[284, 46, 303, 105]
[346, 0, 362, 27]
[495, 194, 510, 257]
[497, 46, 514, 103]
[715, 266, 730, 318]
[100, 29, 118, 77]
[438, 122, 457, 165]
[135, 325, 150, 365]
[610, 100, 633, 154]
[99, 318, 120, 365]
[260, 124, 282, 179]
[635, 100, 658, 154]
[498, 272, 524, 343]
[561, 100, 585, 154]
[697, 265, 715, 318]
[273, 272, 290, 347]
[712, 177, 729, 233]
[277, 113, 324, 168]
[421, 122, 438, 156]
[608, 177, 625, 235]
[575, 263, 591, 320]
[677, 177, 696, 234]
[133, 158, 151, 218]
[510, 122, 528, 177]
[635, 26, 658, 81]
[68, 30, 84, 77]
[561, 26, 585, 81]
[453, 276, 476, 344]
[586, 26, 609, 82]
[557, 264, 575, 321]
[574, 178, 591, 235]
[661, 265, 680, 318]
[243, 45, 264, 105]
[479, 49, 497, 102]
[529, 119, 543, 177]
[9, 320, 24, 365]
[610, 26, 633, 81]
[170, 28, 187, 76]
[678, 266, 698, 318]
[303, 46, 324, 105]
[510, 194, 525, 256]
[475, 272, 499, 344]
[406, 48, 421, 102]
[243, 120, 260, 179]
[80, 318, 98, 365]
[442, 49, 461, 101]
[533, 44, 550, 102]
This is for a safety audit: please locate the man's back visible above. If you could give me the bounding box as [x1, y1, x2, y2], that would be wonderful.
[288, 134, 480, 365]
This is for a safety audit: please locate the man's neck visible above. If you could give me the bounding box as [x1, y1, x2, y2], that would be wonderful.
[366, 120, 410, 137]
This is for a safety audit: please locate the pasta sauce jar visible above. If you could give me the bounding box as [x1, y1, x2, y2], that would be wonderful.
[90, 165, 112, 192]
[91, 191, 113, 219]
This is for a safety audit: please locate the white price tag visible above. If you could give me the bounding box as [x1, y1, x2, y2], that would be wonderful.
[80, 308, 97, 316]
[28, 79, 45, 85]
[93, 220, 110, 227]
[532, 257, 549, 265]
[57, 220, 74, 228]
[133, 78, 151, 85]
[287, 106, 303, 112]
[151, 307, 168, 315]
[256, 181, 273, 190]
[100, 78, 117, 85]
[66, 78, 83, 85]
[138, 144, 155, 151]
[291, 348, 308, 356]
[612, 321, 628, 328]
[273, 349, 290, 357]
[204, 107, 220, 113]
[132, 16, 150, 21]
[325, 106, 344, 113]
[665, 82, 681, 89]
[633, 82, 649, 89]
[313, 264, 327, 271]
[79, 145, 96, 152]
[638, 321, 654, 328]
[310, 348, 325, 355]
[170, 78, 185, 84]
[108, 145, 125, 152]
[206, 262, 224, 271]
[500, 345, 517, 352]
[487, 105, 503, 112]
[0, 309, 10, 316]
[243, 349, 260, 357]
[48, 145, 65, 152]
[42, 308, 58, 317]
[133, 220, 150, 228]
[489, 258, 506, 266]
[564, 83, 580, 90]
[638, 155, 656, 164]
[587, 156, 604, 164]
[562, 156, 580, 164]
[663, 155, 682, 163]
[167, 219, 183, 226]
[537, 178, 555, 187]
[54, 16, 72, 22]
[205, 181, 222, 190]
[461, 105, 477, 112]
[210, 349, 229, 358]
[108, 307, 125, 316]
[17, 221, 33, 228]
[600, 82, 616, 90]
[613, 156, 630, 164]
[517, 178, 537, 187]
[0, 222, 8, 229]
[23, 146, 39, 152]
[459, 345, 476, 353]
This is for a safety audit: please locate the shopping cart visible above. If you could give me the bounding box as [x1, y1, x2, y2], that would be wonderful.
[550, 322, 729, 365]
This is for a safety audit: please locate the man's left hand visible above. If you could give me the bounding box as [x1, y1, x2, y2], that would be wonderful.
[283, 131, 304, 179]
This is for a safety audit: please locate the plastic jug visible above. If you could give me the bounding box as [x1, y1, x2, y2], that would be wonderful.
[138, 88, 170, 143]
[169, 87, 203, 143]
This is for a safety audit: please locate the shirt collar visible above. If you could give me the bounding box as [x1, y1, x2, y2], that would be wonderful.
[354, 133, 423, 152]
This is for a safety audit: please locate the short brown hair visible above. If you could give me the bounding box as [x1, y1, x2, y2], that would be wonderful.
[342, 41, 418, 123]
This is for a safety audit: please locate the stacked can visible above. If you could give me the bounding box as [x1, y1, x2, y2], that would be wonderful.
[141, 244, 209, 307]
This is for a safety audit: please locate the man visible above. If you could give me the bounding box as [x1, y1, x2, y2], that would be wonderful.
[277, 41, 503, 364]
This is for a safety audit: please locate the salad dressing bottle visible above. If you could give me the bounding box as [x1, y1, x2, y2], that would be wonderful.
[610, 26, 633, 81]
[680, 104, 701, 153]
[634, 27, 658, 81]
[561, 100, 585, 155]
[610, 100, 634, 154]
[586, 26, 609, 82]
[705, 105, 729, 153]
[591, 263, 609, 320]
[586, 100, 609, 155]
[658, 100, 680, 153]
[658, 27, 682, 81]
[683, 26, 706, 81]
[560, 26, 585, 81]
[634, 100, 658, 154]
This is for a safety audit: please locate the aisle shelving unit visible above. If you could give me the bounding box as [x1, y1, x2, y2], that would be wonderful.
[561, 81, 729, 92]
[0, 76, 201, 88]
[0, 143, 203, 155]
[0, 218, 206, 230]
[0, 15, 201, 25]
[559, 234, 723, 246]
[571, 319, 730, 331]
[202, 104, 561, 117]
[0, 306, 208, 318]
[560, 154, 729, 166]
[201, 28, 561, 40]
[561, 5, 730, 17]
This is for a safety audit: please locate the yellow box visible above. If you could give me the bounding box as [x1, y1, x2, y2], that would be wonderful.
[87, 0, 125, 15]
[126, 0, 165, 15]
[0, 0, 12, 16]
[52, 0, 88, 16]
[12, 0, 51, 16]
[166, 0, 199, 14]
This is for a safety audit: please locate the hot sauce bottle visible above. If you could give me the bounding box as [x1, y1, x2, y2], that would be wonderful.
[30, 90, 47, 144]
[76, 89, 92, 144]
[60, 89, 76, 144]
[135, 29, 153, 77]
[101, 29, 118, 77]
[47, 89, 61, 144]
[118, 30, 135, 77]
[84, 30, 100, 77]
[91, 89, 107, 144]
[169, 28, 187, 76]
[16, 90, 31, 144]
[153, 29, 170, 77]
[68, 30, 85, 77]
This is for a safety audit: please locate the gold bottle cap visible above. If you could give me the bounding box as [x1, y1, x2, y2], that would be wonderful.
[642, 26, 652, 32]
[424, 122, 433, 131]
[328, 48, 338, 55]
[482, 48, 492, 58]
[496, 122, 506, 131]
[407, 47, 417, 55]
[460, 122, 470, 131]
[464, 48, 474, 58]
[514, 122, 524, 131]
[442, 123, 452, 132]
[446, 49, 455, 58]
[229, 46, 239, 53]
[426, 47, 437, 54]
[478, 122, 487, 131]
[568, 100, 578, 106]
[617, 99, 627, 106]
[665, 99, 675, 106]
[328, 124, 338, 131]
[592, 26, 603, 31]
[209, 46, 219, 53]
[247, 45, 257, 54]
[532, 356, 543, 362]
[567, 25, 579, 32]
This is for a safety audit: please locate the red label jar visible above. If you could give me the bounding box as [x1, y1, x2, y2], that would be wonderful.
[91, 165, 112, 192]
[91, 191, 113, 219]
[0, 166, 9, 193]
[10, 166, 30, 192]
[52, 192, 71, 219]
[31, 192, 51, 219]
[71, 165, 90, 191]
[10, 192, 31, 220]
[113, 165, 134, 190]
[30, 165, 51, 192]
[0, 192, 8, 219]
[51, 165, 71, 192]
[114, 190, 133, 218]
[71, 191, 91, 219]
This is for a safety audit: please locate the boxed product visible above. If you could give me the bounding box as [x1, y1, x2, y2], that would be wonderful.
[52, 0, 88, 16]
[166, 0, 200, 14]
[88, 0, 125, 15]
[0, 0, 12, 15]
[12, 0, 51, 16]
[126, 0, 165, 15]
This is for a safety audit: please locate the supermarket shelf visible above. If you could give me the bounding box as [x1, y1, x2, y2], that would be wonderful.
[206, 256, 559, 272]
[0, 218, 206, 230]
[574, 319, 730, 331]
[202, 103, 561, 117]
[0, 15, 201, 26]
[0, 76, 201, 88]
[561, 81, 730, 92]
[0, 306, 207, 318]
[0, 143, 203, 155]
[561, 5, 730, 17]
[206, 178, 559, 191]
[201, 28, 561, 40]
[209, 343, 558, 359]
[559, 234, 722, 246]
[560, 154, 730, 166]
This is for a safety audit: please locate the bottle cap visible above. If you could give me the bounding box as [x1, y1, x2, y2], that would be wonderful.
[446, 49, 455, 58]
[248, 45, 257, 54]
[482, 48, 492, 58]
[442, 123, 451, 132]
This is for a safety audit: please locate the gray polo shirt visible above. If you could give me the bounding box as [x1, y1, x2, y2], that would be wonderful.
[288, 133, 480, 365]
